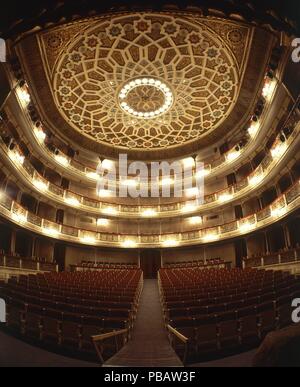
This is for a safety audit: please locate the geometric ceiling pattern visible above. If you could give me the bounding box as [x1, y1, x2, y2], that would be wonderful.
[39, 13, 252, 150]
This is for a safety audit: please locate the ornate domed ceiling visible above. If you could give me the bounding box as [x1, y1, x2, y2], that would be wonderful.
[16, 11, 274, 159]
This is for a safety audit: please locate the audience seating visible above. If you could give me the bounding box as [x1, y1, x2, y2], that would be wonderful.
[0, 269, 143, 362]
[71, 261, 138, 271]
[159, 266, 300, 363]
[164, 258, 230, 269]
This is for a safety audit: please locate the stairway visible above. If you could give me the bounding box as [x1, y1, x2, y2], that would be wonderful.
[104, 279, 183, 367]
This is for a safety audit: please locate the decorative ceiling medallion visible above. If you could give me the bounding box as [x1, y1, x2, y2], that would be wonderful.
[39, 13, 251, 150]
[118, 77, 174, 119]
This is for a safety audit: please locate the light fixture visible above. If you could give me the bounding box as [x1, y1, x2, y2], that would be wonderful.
[218, 192, 233, 203]
[17, 88, 30, 106]
[86, 171, 99, 180]
[262, 79, 276, 101]
[81, 235, 96, 243]
[97, 218, 109, 227]
[33, 179, 48, 192]
[195, 168, 210, 178]
[101, 159, 115, 170]
[65, 197, 80, 207]
[119, 77, 173, 119]
[249, 173, 264, 186]
[248, 122, 260, 138]
[34, 128, 46, 143]
[9, 151, 25, 165]
[185, 187, 199, 198]
[42, 227, 59, 237]
[182, 157, 195, 169]
[98, 189, 113, 198]
[162, 239, 179, 247]
[226, 150, 240, 162]
[271, 143, 287, 159]
[141, 208, 157, 217]
[122, 240, 137, 248]
[102, 207, 118, 215]
[55, 154, 70, 166]
[271, 207, 286, 218]
[239, 222, 255, 233]
[12, 213, 27, 224]
[189, 216, 202, 225]
[181, 202, 198, 213]
[203, 233, 219, 242]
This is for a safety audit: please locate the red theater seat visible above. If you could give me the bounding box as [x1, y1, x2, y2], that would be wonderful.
[159, 267, 296, 362]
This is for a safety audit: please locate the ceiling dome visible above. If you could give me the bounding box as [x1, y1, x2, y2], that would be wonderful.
[49, 13, 244, 151]
[15, 8, 272, 159]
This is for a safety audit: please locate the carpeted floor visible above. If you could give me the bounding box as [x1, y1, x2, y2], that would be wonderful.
[104, 279, 183, 367]
[0, 330, 97, 367]
[191, 349, 256, 367]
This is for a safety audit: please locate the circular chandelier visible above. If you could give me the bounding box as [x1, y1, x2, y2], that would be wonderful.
[118, 77, 174, 119]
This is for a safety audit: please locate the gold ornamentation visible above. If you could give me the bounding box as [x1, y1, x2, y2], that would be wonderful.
[39, 13, 251, 150]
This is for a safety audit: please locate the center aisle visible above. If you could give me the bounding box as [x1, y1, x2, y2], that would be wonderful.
[104, 279, 183, 367]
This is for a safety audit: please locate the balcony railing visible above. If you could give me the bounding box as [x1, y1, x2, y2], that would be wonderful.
[0, 180, 299, 248]
[0, 254, 58, 272]
[0, 106, 299, 219]
[243, 247, 300, 269]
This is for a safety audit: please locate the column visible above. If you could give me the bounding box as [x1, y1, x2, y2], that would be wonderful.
[283, 224, 291, 249]
[264, 232, 270, 254]
[10, 229, 16, 255]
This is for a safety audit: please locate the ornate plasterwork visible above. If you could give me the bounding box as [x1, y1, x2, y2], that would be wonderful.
[38, 12, 252, 150]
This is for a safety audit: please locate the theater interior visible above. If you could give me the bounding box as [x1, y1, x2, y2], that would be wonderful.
[0, 0, 300, 368]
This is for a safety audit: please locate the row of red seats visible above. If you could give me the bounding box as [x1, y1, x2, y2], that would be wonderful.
[0, 269, 143, 362]
[159, 267, 299, 363]
[78, 261, 138, 269]
[164, 258, 226, 269]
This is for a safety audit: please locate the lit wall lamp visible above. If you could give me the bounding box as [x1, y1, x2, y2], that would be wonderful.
[12, 212, 27, 224]
[33, 179, 48, 192]
[189, 216, 202, 225]
[218, 192, 233, 203]
[181, 201, 198, 213]
[97, 218, 109, 226]
[141, 208, 157, 217]
[102, 207, 118, 215]
[43, 227, 59, 237]
[248, 173, 264, 186]
[17, 87, 30, 106]
[55, 154, 70, 167]
[122, 240, 138, 248]
[64, 197, 80, 207]
[202, 233, 219, 242]
[162, 239, 179, 247]
[271, 206, 286, 218]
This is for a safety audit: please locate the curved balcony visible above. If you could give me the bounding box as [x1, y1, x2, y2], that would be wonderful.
[1, 102, 299, 218]
[0, 180, 299, 249]
[8, 71, 281, 186]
